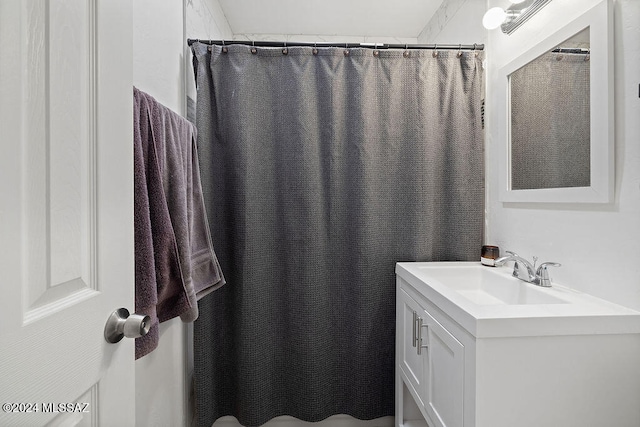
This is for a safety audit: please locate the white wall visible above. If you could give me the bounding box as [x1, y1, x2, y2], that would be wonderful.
[187, 0, 233, 41]
[133, 1, 187, 425]
[133, 0, 186, 114]
[418, 0, 487, 46]
[485, 0, 640, 310]
[232, 33, 417, 45]
[132, 1, 231, 426]
[185, 0, 233, 103]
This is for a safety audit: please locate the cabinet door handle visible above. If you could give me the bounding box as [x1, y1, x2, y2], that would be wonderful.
[412, 311, 418, 347]
[417, 317, 428, 355]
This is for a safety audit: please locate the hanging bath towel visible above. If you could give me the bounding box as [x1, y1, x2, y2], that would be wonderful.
[133, 87, 225, 359]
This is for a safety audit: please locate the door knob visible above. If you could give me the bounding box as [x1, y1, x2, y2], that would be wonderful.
[104, 308, 151, 343]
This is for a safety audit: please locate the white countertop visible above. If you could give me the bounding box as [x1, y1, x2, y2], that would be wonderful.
[396, 261, 640, 338]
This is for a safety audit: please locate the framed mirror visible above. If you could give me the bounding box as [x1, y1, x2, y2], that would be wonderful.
[497, 0, 613, 203]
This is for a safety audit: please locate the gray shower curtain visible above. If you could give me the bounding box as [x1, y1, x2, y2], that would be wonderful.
[191, 42, 484, 427]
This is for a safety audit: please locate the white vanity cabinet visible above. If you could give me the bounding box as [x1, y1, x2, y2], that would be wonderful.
[395, 262, 640, 427]
[397, 281, 469, 427]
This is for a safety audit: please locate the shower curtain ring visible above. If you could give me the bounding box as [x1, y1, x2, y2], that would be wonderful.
[457, 44, 463, 58]
[432, 44, 438, 58]
[205, 39, 214, 53]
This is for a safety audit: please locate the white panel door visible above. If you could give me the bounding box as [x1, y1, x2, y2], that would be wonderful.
[0, 0, 135, 425]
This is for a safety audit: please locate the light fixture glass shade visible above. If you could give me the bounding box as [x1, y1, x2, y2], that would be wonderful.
[482, 7, 507, 30]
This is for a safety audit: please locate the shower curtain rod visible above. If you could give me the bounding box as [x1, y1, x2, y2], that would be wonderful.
[551, 47, 590, 54]
[187, 39, 484, 51]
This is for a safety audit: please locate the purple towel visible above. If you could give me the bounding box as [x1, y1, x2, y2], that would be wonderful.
[133, 87, 225, 359]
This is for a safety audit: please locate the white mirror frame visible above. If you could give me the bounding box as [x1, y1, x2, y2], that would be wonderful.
[498, 0, 613, 203]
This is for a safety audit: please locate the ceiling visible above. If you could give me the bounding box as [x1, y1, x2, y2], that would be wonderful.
[217, 0, 445, 39]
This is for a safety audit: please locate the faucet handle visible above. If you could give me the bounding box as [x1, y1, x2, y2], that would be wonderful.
[536, 262, 561, 287]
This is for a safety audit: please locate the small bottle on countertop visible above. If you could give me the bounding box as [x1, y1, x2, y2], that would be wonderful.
[481, 245, 500, 267]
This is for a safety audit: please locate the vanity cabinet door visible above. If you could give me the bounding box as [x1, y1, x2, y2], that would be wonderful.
[420, 308, 465, 427]
[398, 288, 426, 406]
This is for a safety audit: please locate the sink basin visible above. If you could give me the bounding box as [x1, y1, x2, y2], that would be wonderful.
[416, 265, 567, 306]
[396, 261, 640, 338]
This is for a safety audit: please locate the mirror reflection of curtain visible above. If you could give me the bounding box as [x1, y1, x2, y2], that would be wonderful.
[190, 42, 484, 427]
[510, 51, 590, 190]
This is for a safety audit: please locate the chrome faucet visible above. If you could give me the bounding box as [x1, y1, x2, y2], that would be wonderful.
[494, 250, 561, 287]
